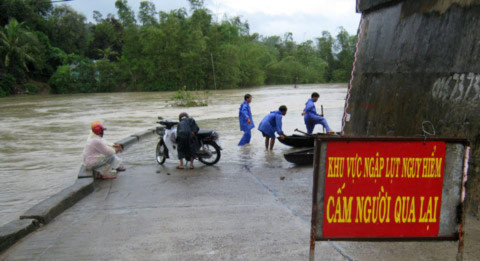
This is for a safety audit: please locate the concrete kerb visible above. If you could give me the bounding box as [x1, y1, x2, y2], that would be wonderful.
[77, 164, 93, 179]
[115, 136, 138, 150]
[20, 178, 94, 225]
[130, 129, 155, 142]
[0, 219, 39, 253]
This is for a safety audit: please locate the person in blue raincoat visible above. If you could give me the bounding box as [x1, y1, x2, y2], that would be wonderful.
[238, 94, 255, 146]
[258, 105, 287, 150]
[302, 92, 335, 134]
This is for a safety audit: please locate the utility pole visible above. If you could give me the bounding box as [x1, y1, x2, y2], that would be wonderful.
[211, 53, 217, 90]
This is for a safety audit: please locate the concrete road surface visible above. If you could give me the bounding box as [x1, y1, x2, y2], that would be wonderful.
[1, 162, 479, 260]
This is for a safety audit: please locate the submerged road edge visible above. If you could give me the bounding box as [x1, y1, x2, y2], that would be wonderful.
[0, 128, 155, 253]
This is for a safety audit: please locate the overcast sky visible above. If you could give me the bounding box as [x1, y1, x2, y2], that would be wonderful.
[63, 0, 361, 42]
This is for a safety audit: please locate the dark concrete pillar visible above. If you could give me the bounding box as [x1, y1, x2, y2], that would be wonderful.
[345, 0, 480, 216]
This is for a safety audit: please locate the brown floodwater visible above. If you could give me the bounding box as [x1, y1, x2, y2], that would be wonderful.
[0, 84, 347, 226]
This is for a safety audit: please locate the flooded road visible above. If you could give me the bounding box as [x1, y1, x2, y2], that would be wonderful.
[0, 84, 346, 226]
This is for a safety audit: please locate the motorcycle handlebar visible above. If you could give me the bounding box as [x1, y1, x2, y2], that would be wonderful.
[157, 121, 179, 126]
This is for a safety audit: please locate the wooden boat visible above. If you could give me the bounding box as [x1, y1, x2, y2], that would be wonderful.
[283, 148, 314, 165]
[278, 134, 314, 148]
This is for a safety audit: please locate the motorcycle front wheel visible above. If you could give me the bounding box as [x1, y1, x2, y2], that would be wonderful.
[156, 140, 167, 165]
[197, 141, 221, 166]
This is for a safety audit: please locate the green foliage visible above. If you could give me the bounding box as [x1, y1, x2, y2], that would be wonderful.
[317, 31, 335, 81]
[138, 1, 157, 25]
[49, 61, 99, 93]
[72, 61, 97, 93]
[47, 5, 88, 55]
[171, 86, 209, 107]
[48, 65, 72, 94]
[23, 82, 39, 94]
[87, 16, 123, 60]
[0, 0, 52, 31]
[266, 56, 301, 84]
[329, 27, 357, 83]
[96, 59, 125, 92]
[0, 73, 16, 96]
[332, 69, 349, 82]
[215, 44, 241, 88]
[0, 0, 357, 96]
[115, 0, 136, 26]
[237, 42, 267, 87]
[97, 46, 119, 61]
[0, 18, 39, 78]
[188, 0, 205, 11]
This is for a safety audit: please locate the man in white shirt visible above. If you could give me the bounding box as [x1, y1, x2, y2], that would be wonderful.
[83, 121, 125, 179]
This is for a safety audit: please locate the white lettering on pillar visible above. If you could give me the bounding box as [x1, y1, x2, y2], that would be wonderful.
[432, 73, 480, 102]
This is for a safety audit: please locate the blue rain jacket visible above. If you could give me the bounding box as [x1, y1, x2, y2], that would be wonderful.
[303, 98, 318, 119]
[303, 98, 331, 133]
[258, 110, 284, 138]
[239, 101, 255, 131]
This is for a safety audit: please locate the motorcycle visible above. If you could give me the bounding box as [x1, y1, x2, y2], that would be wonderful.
[155, 117, 222, 166]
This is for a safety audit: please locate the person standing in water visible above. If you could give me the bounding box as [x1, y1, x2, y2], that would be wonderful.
[302, 92, 335, 134]
[238, 94, 255, 146]
[176, 112, 199, 169]
[258, 105, 287, 150]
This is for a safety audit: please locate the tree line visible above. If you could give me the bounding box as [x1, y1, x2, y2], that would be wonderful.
[0, 0, 357, 97]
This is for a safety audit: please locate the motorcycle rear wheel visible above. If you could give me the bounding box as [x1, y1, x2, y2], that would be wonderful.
[156, 140, 167, 165]
[198, 141, 221, 165]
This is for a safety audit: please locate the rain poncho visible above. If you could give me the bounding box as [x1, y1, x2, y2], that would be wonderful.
[238, 101, 255, 146]
[82, 133, 122, 174]
[303, 98, 331, 134]
[238, 101, 255, 131]
[258, 110, 284, 138]
[176, 117, 199, 160]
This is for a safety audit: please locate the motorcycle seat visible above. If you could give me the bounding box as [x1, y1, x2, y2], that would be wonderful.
[197, 129, 214, 138]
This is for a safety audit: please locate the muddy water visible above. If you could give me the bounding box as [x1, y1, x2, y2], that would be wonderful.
[0, 84, 347, 226]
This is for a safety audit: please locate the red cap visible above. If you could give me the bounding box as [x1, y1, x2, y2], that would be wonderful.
[91, 122, 106, 135]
